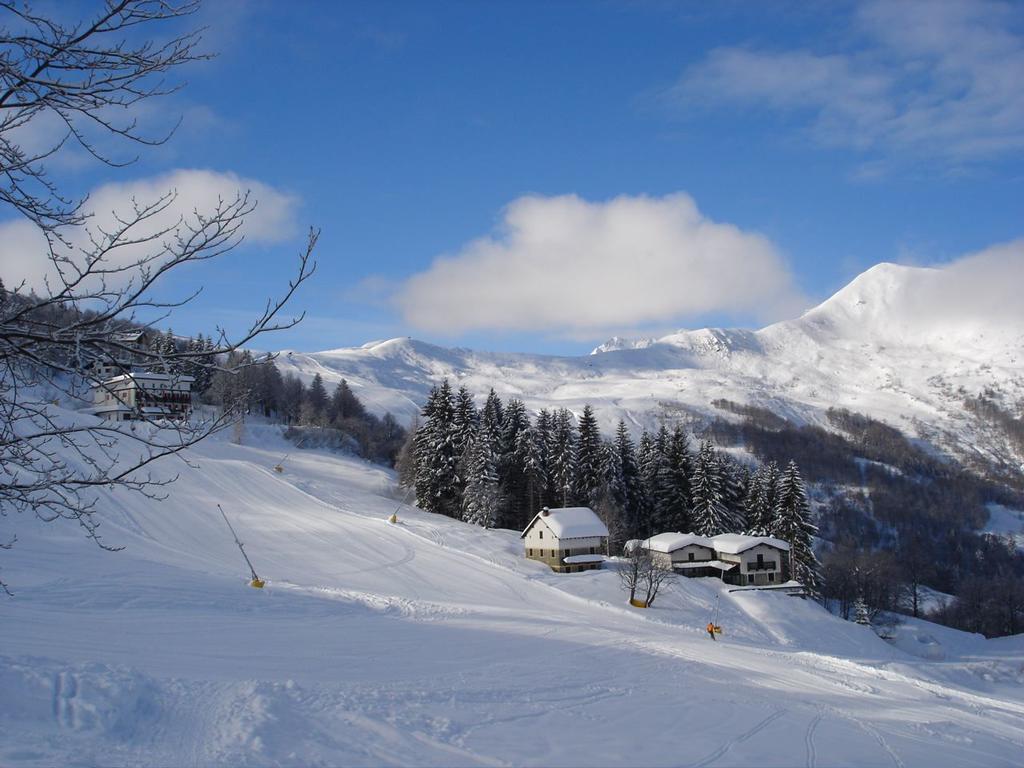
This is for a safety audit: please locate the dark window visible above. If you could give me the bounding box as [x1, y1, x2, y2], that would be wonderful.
[590, 546, 595, 554]
[748, 574, 755, 584]
[528, 549, 533, 557]
[757, 553, 764, 565]
[539, 530, 543, 539]
[688, 552, 695, 561]
[768, 573, 775, 582]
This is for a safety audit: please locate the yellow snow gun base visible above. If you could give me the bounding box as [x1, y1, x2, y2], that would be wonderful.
[250, 578, 265, 589]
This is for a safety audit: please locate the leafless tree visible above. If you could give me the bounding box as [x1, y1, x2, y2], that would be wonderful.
[618, 542, 675, 607]
[0, 1, 316, 593]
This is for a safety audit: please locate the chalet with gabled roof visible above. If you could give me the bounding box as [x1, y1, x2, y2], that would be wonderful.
[521, 506, 608, 573]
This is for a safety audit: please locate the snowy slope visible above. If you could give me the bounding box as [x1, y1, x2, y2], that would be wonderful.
[2, 415, 1024, 766]
[275, 263, 1024, 471]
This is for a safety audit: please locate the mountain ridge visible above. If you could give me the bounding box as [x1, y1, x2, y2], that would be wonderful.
[275, 262, 1024, 469]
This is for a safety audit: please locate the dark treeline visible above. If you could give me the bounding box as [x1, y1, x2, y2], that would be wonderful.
[400, 380, 820, 592]
[709, 400, 1024, 637]
[199, 352, 405, 465]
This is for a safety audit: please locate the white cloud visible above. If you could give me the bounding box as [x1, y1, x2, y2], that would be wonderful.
[393, 193, 805, 337]
[912, 240, 1024, 329]
[1, 169, 298, 293]
[673, 0, 1024, 162]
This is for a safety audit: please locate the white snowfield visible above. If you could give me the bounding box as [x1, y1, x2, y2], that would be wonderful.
[275, 263, 1024, 474]
[2, 421, 1024, 767]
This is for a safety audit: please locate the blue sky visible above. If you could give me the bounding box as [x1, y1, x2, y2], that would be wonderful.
[6, 0, 1024, 354]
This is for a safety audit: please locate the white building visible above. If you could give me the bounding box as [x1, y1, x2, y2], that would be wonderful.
[521, 507, 609, 573]
[640, 532, 791, 587]
[93, 371, 194, 422]
[710, 534, 790, 587]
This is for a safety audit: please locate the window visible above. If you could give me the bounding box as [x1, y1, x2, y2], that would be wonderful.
[768, 573, 775, 583]
[590, 546, 595, 554]
[528, 549, 533, 557]
[747, 574, 754, 584]
[688, 552, 695, 561]
[539, 530, 543, 539]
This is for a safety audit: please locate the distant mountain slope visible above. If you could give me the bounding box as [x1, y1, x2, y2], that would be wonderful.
[275, 263, 1024, 469]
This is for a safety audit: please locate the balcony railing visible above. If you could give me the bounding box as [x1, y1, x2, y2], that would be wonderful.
[747, 561, 777, 571]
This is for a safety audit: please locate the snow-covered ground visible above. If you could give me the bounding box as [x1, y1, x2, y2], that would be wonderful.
[2, 417, 1023, 766]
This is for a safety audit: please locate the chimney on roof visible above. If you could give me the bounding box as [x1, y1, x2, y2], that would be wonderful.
[541, 507, 550, 516]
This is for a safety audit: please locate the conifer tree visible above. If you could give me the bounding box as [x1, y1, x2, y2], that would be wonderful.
[610, 420, 645, 542]
[636, 429, 657, 538]
[498, 399, 531, 528]
[647, 426, 678, 533]
[462, 419, 502, 528]
[452, 386, 479, 460]
[413, 379, 461, 517]
[305, 372, 329, 423]
[854, 594, 871, 626]
[549, 408, 578, 507]
[330, 379, 365, 423]
[720, 455, 749, 533]
[690, 441, 728, 536]
[744, 462, 779, 535]
[773, 460, 821, 595]
[575, 405, 604, 507]
[514, 422, 546, 528]
[535, 409, 555, 507]
[664, 426, 694, 532]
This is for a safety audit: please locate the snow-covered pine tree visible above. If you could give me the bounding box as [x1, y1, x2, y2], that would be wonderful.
[745, 462, 779, 535]
[462, 418, 502, 528]
[413, 379, 461, 517]
[452, 386, 479, 460]
[548, 408, 578, 507]
[636, 429, 657, 538]
[610, 420, 646, 543]
[773, 460, 821, 595]
[480, 389, 504, 436]
[535, 409, 556, 507]
[854, 594, 871, 626]
[497, 398, 531, 529]
[719, 455, 749, 533]
[574, 405, 604, 507]
[664, 426, 694, 532]
[646, 426, 678, 533]
[514, 422, 546, 528]
[690, 441, 729, 536]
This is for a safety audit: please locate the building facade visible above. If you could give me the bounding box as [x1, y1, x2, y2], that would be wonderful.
[521, 507, 609, 573]
[92, 371, 194, 422]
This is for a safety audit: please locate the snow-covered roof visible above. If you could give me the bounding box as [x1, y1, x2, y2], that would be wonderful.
[521, 507, 609, 540]
[563, 554, 605, 564]
[711, 533, 790, 554]
[643, 532, 715, 553]
[99, 371, 195, 385]
[674, 560, 736, 571]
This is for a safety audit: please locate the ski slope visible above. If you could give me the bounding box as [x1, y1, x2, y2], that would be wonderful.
[2, 420, 1024, 766]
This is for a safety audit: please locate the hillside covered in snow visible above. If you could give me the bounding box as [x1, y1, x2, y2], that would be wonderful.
[2, 414, 1024, 766]
[276, 263, 1024, 475]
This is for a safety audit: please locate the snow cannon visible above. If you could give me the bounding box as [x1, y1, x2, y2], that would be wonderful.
[388, 513, 398, 524]
[250, 578, 265, 589]
[630, 598, 648, 609]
